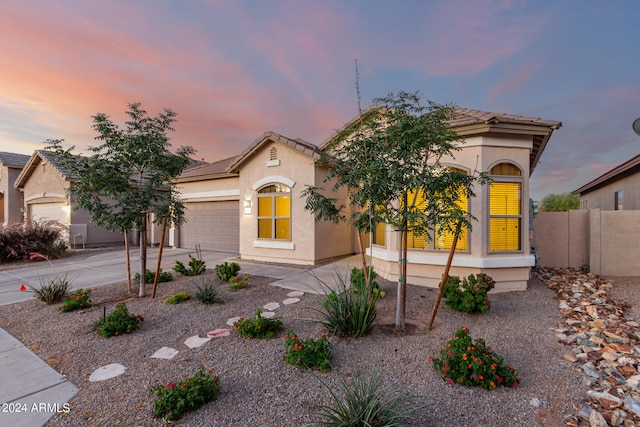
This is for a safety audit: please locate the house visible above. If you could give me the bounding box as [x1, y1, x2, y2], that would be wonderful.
[0, 151, 31, 226]
[572, 153, 640, 210]
[13, 150, 124, 247]
[174, 108, 561, 292]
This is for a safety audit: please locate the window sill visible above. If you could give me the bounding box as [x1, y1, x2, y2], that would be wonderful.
[253, 240, 295, 250]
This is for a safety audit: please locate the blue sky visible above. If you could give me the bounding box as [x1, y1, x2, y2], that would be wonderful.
[1, 0, 639, 200]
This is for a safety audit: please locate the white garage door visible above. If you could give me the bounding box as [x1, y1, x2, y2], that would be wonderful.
[30, 202, 68, 224]
[180, 201, 239, 253]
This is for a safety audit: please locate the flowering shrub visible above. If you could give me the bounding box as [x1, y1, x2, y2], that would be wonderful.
[282, 330, 332, 372]
[60, 288, 92, 312]
[215, 261, 240, 283]
[93, 303, 143, 338]
[442, 273, 495, 313]
[234, 309, 282, 339]
[150, 366, 220, 422]
[430, 326, 520, 390]
[228, 275, 248, 290]
[164, 291, 190, 304]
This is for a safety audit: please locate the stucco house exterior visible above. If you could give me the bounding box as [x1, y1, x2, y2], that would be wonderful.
[572, 153, 640, 210]
[174, 108, 561, 292]
[14, 150, 124, 247]
[0, 151, 30, 226]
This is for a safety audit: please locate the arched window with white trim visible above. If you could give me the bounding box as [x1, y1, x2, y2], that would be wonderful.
[489, 162, 522, 252]
[257, 184, 291, 240]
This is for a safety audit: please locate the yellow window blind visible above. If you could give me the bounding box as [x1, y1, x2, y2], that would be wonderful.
[489, 182, 521, 251]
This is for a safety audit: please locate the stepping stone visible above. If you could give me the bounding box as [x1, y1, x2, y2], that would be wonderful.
[227, 316, 242, 326]
[89, 363, 126, 382]
[184, 335, 212, 349]
[287, 291, 304, 298]
[207, 328, 232, 338]
[263, 302, 280, 311]
[283, 298, 300, 305]
[151, 347, 179, 360]
[261, 311, 276, 319]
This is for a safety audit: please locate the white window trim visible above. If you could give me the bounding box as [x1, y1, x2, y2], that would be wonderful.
[252, 176, 295, 191]
[253, 240, 295, 250]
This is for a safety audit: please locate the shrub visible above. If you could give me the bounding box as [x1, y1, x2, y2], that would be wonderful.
[430, 326, 520, 390]
[60, 288, 92, 312]
[306, 366, 425, 426]
[173, 254, 206, 276]
[93, 303, 143, 338]
[350, 266, 385, 299]
[315, 269, 378, 337]
[228, 275, 248, 290]
[0, 220, 68, 262]
[194, 278, 224, 304]
[442, 273, 495, 313]
[234, 309, 283, 339]
[215, 261, 241, 283]
[282, 330, 331, 372]
[133, 269, 173, 284]
[150, 366, 220, 422]
[164, 291, 191, 304]
[26, 275, 71, 304]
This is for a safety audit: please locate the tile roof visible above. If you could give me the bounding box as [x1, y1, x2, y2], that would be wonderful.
[572, 153, 640, 195]
[0, 151, 31, 168]
[449, 108, 562, 129]
[176, 156, 239, 180]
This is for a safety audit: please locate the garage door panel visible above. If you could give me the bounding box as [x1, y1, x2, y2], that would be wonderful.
[180, 201, 239, 253]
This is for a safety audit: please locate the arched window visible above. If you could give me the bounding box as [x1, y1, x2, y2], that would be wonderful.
[489, 162, 522, 252]
[257, 184, 291, 240]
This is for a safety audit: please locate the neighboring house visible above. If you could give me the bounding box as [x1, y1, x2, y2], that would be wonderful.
[572, 153, 640, 210]
[174, 108, 561, 292]
[14, 150, 124, 247]
[0, 151, 31, 226]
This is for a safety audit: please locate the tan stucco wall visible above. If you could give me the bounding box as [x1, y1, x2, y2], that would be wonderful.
[22, 158, 70, 206]
[238, 142, 354, 265]
[369, 134, 535, 292]
[595, 210, 640, 276]
[532, 210, 588, 269]
[579, 173, 640, 210]
[175, 176, 240, 202]
[1, 166, 24, 225]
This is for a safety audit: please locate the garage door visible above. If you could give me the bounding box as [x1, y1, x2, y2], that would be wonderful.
[180, 201, 239, 253]
[30, 202, 68, 224]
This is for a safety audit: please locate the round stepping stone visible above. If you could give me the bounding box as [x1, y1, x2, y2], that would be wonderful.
[89, 363, 126, 382]
[184, 335, 212, 349]
[261, 311, 276, 319]
[283, 298, 300, 305]
[263, 302, 280, 311]
[227, 316, 242, 326]
[287, 291, 304, 298]
[151, 347, 179, 360]
[207, 328, 232, 338]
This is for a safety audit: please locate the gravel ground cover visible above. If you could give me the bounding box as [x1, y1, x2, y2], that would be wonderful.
[0, 265, 618, 427]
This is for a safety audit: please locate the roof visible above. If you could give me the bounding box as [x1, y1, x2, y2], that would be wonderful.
[14, 150, 79, 189]
[174, 156, 239, 182]
[572, 153, 640, 196]
[0, 151, 31, 168]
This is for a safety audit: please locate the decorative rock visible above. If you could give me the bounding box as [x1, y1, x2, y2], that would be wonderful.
[624, 397, 640, 418]
[564, 353, 578, 363]
[261, 311, 276, 319]
[529, 397, 548, 408]
[263, 302, 280, 311]
[227, 316, 242, 326]
[282, 298, 300, 305]
[603, 352, 619, 361]
[207, 328, 232, 338]
[589, 409, 608, 427]
[287, 291, 304, 297]
[151, 347, 179, 359]
[583, 362, 602, 378]
[587, 390, 623, 410]
[184, 335, 212, 349]
[89, 363, 126, 382]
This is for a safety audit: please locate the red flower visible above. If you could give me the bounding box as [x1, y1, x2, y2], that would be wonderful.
[182, 383, 187, 388]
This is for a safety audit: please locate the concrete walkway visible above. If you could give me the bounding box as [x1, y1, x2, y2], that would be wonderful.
[0, 248, 360, 426]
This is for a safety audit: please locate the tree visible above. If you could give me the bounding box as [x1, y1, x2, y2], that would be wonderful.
[304, 91, 488, 331]
[46, 102, 194, 296]
[539, 193, 579, 212]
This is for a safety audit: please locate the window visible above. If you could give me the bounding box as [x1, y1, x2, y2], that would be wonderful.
[489, 163, 522, 252]
[257, 184, 291, 240]
[406, 168, 469, 251]
[615, 190, 623, 210]
[372, 221, 386, 246]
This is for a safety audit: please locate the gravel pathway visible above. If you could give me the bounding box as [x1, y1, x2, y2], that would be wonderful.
[0, 268, 611, 426]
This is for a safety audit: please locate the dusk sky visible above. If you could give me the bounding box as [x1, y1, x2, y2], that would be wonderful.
[1, 1, 639, 201]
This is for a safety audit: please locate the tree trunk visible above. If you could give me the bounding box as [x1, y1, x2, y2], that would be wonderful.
[428, 221, 462, 331]
[139, 214, 147, 297]
[124, 230, 132, 293]
[356, 230, 369, 284]
[151, 218, 167, 299]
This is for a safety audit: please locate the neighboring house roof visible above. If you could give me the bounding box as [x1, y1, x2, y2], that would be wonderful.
[14, 150, 79, 189]
[174, 156, 239, 182]
[572, 153, 640, 196]
[0, 151, 31, 168]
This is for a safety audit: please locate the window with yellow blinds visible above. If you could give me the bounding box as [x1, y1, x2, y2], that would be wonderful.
[257, 184, 291, 240]
[489, 179, 522, 252]
[373, 221, 386, 246]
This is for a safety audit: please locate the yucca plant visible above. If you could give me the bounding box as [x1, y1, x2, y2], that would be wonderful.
[305, 367, 426, 426]
[27, 275, 71, 304]
[194, 278, 224, 304]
